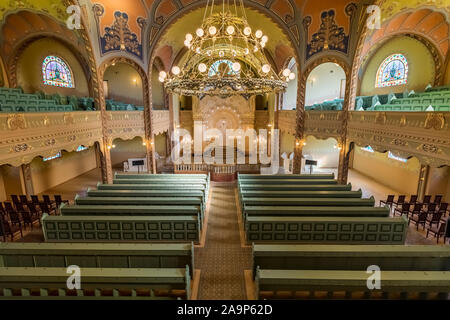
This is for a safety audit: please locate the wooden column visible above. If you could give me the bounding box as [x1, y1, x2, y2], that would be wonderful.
[144, 68, 155, 174]
[293, 66, 306, 174]
[337, 67, 352, 184]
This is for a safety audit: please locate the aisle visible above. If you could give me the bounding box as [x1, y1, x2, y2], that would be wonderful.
[195, 182, 252, 299]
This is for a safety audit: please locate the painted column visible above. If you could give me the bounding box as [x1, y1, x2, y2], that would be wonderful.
[20, 163, 34, 196]
[144, 68, 156, 174]
[293, 66, 306, 174]
[337, 68, 352, 184]
[417, 164, 430, 201]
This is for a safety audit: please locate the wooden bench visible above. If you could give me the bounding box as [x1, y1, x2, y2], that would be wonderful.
[239, 190, 363, 199]
[0, 242, 194, 274]
[238, 173, 334, 180]
[238, 179, 338, 185]
[60, 204, 204, 227]
[0, 266, 191, 299]
[42, 214, 200, 243]
[252, 244, 450, 276]
[74, 196, 205, 222]
[246, 216, 407, 244]
[255, 268, 450, 300]
[239, 184, 352, 191]
[87, 189, 205, 204]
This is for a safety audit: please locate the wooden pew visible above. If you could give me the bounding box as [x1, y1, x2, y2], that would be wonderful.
[255, 268, 450, 300]
[87, 188, 206, 205]
[240, 190, 363, 199]
[0, 266, 191, 300]
[246, 216, 407, 244]
[42, 214, 200, 243]
[243, 206, 390, 222]
[60, 204, 204, 227]
[0, 242, 194, 274]
[238, 173, 334, 180]
[238, 179, 338, 185]
[74, 196, 205, 222]
[252, 244, 450, 276]
[239, 184, 352, 191]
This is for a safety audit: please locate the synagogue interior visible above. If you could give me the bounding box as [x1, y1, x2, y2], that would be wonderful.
[0, 0, 449, 302]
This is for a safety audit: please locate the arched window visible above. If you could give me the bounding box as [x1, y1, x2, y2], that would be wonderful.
[208, 60, 239, 77]
[42, 56, 74, 88]
[375, 54, 408, 88]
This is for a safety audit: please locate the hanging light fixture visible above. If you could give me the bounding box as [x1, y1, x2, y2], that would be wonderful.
[160, 0, 292, 97]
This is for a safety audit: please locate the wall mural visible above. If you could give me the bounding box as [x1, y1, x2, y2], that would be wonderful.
[305, 10, 349, 60]
[94, 5, 145, 60]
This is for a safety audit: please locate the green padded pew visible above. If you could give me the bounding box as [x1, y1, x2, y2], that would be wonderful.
[241, 197, 375, 207]
[115, 173, 208, 179]
[74, 196, 205, 222]
[42, 214, 200, 243]
[255, 268, 450, 300]
[113, 178, 207, 185]
[239, 183, 352, 191]
[238, 173, 334, 180]
[238, 179, 337, 185]
[252, 245, 450, 276]
[97, 183, 207, 196]
[87, 188, 205, 204]
[0, 242, 194, 273]
[240, 190, 363, 199]
[243, 206, 390, 223]
[60, 204, 204, 227]
[0, 266, 191, 300]
[245, 216, 407, 244]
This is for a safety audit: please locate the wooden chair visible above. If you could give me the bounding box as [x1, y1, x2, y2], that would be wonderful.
[394, 203, 410, 216]
[392, 195, 405, 209]
[426, 212, 443, 229]
[380, 195, 394, 208]
[31, 195, 41, 206]
[0, 218, 22, 241]
[3, 202, 18, 221]
[20, 210, 39, 229]
[43, 195, 56, 209]
[438, 202, 449, 216]
[10, 195, 21, 207]
[422, 203, 437, 215]
[27, 203, 42, 219]
[407, 195, 418, 205]
[421, 195, 432, 207]
[426, 223, 446, 243]
[19, 195, 29, 205]
[54, 195, 69, 208]
[408, 212, 427, 230]
[39, 202, 55, 215]
[409, 203, 422, 217]
[433, 195, 443, 206]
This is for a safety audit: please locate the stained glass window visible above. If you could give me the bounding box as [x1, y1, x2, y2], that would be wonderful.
[375, 54, 408, 88]
[208, 60, 239, 77]
[42, 56, 74, 88]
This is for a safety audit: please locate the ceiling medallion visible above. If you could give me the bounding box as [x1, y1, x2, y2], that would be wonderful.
[159, 0, 292, 97]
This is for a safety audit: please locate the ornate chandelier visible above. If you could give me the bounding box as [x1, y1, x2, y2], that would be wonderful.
[158, 0, 295, 97]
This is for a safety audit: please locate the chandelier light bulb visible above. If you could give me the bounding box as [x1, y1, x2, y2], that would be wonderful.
[243, 27, 251, 36]
[185, 33, 193, 41]
[289, 72, 296, 80]
[262, 64, 271, 73]
[244, 48, 249, 55]
[198, 63, 207, 73]
[159, 71, 167, 79]
[255, 30, 263, 38]
[253, 46, 258, 52]
[282, 68, 291, 77]
[158, 77, 164, 83]
[171, 66, 181, 75]
[184, 40, 191, 47]
[261, 35, 268, 43]
[196, 28, 204, 37]
[219, 50, 225, 57]
[260, 41, 266, 48]
[232, 62, 241, 72]
[226, 25, 235, 35]
[196, 47, 201, 54]
[209, 26, 217, 35]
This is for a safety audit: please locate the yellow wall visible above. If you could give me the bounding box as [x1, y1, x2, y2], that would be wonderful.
[152, 65, 164, 107]
[0, 165, 23, 199]
[104, 63, 143, 105]
[111, 137, 146, 168]
[360, 36, 435, 96]
[426, 166, 450, 202]
[16, 38, 89, 96]
[30, 148, 97, 194]
[154, 133, 167, 157]
[445, 59, 450, 85]
[280, 131, 294, 155]
[352, 147, 420, 195]
[303, 136, 339, 168]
